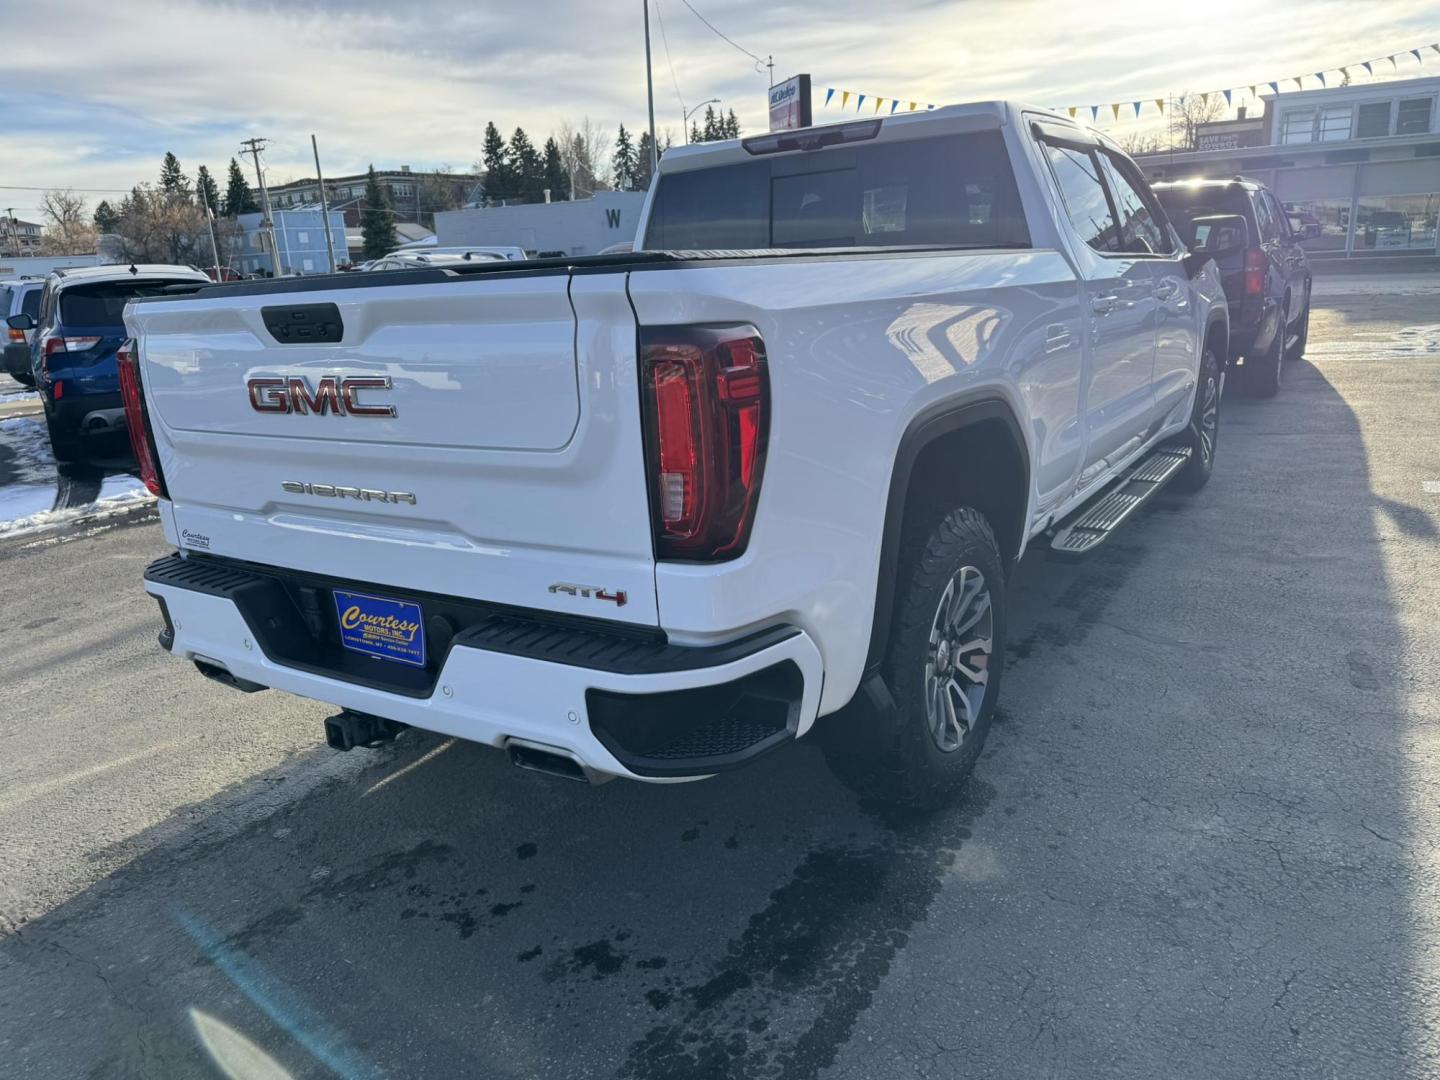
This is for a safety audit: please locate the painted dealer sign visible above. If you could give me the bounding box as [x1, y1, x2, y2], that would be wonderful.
[768, 74, 812, 132]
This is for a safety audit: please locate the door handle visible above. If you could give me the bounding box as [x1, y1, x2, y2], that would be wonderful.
[1090, 295, 1117, 315]
[1155, 280, 1179, 300]
[1044, 324, 1072, 352]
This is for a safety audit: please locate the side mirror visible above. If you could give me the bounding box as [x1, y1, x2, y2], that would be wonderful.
[1189, 214, 1249, 255]
[6, 313, 35, 331]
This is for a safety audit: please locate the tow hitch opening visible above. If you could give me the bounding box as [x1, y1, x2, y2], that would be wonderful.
[324, 710, 408, 751]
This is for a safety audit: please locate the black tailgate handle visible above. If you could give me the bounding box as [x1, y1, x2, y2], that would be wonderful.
[261, 303, 343, 344]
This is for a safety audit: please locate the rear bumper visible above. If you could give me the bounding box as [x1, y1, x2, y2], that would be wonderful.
[144, 553, 823, 783]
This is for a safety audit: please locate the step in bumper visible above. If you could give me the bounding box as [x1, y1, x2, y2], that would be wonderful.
[145, 555, 823, 782]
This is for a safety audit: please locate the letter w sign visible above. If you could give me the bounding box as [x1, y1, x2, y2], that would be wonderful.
[605, 208, 622, 228]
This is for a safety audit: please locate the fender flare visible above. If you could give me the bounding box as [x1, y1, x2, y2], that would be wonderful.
[863, 393, 1030, 674]
[1203, 303, 1230, 363]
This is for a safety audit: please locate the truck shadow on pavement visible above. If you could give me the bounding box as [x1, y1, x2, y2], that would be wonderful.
[1, 354, 1431, 1079]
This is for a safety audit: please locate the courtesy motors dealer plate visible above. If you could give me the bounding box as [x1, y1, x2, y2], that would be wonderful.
[334, 590, 426, 667]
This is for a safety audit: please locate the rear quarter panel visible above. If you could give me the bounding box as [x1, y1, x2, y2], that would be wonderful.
[627, 249, 1082, 714]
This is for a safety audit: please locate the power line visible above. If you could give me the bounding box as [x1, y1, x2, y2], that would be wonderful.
[677, 0, 766, 74]
[653, 0, 686, 119]
[0, 184, 133, 193]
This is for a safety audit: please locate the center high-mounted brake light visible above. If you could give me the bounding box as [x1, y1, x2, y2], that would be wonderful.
[641, 325, 769, 561]
[1244, 248, 1266, 297]
[116, 337, 169, 499]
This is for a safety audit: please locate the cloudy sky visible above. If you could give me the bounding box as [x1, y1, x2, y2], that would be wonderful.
[3, 0, 1438, 221]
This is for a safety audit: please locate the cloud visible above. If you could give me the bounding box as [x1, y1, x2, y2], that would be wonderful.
[3, 0, 1437, 218]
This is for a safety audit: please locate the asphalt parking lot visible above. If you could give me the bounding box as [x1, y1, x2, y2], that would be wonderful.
[1, 274, 1437, 1079]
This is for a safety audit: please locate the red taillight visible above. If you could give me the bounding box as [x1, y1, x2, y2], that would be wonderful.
[1244, 248, 1266, 297]
[117, 337, 168, 498]
[641, 326, 769, 561]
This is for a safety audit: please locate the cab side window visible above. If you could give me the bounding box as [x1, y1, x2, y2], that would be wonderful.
[1097, 153, 1172, 255]
[1041, 142, 1120, 253]
[1253, 193, 1278, 242]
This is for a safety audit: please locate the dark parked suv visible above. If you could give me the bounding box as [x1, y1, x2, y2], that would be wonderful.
[1153, 177, 1311, 397]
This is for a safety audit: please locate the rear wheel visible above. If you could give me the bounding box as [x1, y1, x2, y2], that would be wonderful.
[1286, 291, 1310, 362]
[1243, 301, 1285, 398]
[1172, 345, 1221, 493]
[823, 506, 1005, 808]
[44, 409, 82, 464]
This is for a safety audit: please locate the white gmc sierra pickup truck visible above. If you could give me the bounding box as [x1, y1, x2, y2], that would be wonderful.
[126, 102, 1227, 805]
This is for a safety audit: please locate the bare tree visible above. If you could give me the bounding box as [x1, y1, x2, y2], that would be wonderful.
[1168, 92, 1226, 150]
[417, 163, 465, 228]
[1117, 128, 1167, 156]
[108, 183, 219, 264]
[557, 117, 612, 197]
[37, 188, 97, 255]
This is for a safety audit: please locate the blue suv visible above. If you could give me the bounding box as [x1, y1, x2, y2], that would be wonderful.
[4, 264, 210, 462]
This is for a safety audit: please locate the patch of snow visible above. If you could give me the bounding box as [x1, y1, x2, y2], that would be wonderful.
[0, 477, 153, 538]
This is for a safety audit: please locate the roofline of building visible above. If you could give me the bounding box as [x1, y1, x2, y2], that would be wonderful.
[1135, 128, 1440, 166]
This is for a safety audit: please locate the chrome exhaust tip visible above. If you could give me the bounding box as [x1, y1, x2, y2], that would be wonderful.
[504, 737, 612, 785]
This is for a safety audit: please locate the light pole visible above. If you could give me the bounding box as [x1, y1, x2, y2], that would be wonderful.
[643, 0, 658, 178]
[684, 99, 721, 144]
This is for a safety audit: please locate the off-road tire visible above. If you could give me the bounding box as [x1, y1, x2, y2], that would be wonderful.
[823, 506, 1006, 809]
[1243, 302, 1285, 398]
[1172, 344, 1221, 493]
[1286, 291, 1310, 362]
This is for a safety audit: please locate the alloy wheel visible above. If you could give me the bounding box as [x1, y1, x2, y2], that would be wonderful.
[924, 565, 993, 753]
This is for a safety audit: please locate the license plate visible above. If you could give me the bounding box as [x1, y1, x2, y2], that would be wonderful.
[333, 590, 426, 667]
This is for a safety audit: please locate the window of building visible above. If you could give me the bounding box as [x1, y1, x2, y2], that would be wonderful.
[1281, 198, 1351, 257]
[1316, 106, 1353, 142]
[1356, 102, 1392, 138]
[302, 258, 315, 271]
[1280, 110, 1316, 144]
[1041, 142, 1119, 252]
[297, 231, 310, 244]
[1356, 193, 1439, 254]
[1396, 98, 1435, 136]
[392, 183, 414, 197]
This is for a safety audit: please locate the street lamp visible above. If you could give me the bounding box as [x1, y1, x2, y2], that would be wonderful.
[684, 99, 722, 144]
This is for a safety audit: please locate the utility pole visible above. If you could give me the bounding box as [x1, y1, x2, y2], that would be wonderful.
[767, 54, 774, 87]
[240, 137, 282, 276]
[198, 188, 222, 278]
[643, 0, 658, 179]
[311, 134, 337, 272]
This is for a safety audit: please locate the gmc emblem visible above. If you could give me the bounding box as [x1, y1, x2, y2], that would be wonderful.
[247, 375, 396, 417]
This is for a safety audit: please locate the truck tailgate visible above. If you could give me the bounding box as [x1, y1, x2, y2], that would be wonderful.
[126, 272, 659, 625]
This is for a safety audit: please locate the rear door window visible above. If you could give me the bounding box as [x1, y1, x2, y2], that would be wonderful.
[1253, 193, 1278, 242]
[646, 129, 1030, 250]
[1041, 142, 1120, 252]
[1097, 153, 1172, 254]
[22, 287, 41, 319]
[58, 281, 187, 326]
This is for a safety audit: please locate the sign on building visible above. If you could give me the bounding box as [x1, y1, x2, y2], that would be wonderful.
[769, 74, 812, 132]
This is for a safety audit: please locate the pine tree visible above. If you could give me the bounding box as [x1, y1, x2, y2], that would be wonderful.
[360, 164, 397, 259]
[160, 152, 190, 201]
[723, 109, 741, 138]
[223, 158, 257, 216]
[612, 124, 637, 192]
[195, 165, 221, 214]
[480, 122, 513, 204]
[93, 200, 120, 234]
[690, 120, 703, 144]
[509, 127, 543, 203]
[701, 105, 720, 142]
[542, 137, 570, 201]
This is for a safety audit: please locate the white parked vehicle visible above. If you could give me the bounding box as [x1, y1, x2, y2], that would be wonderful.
[126, 102, 1227, 804]
[365, 250, 507, 271]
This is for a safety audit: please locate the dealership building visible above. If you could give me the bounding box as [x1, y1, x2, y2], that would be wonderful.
[1137, 76, 1440, 260]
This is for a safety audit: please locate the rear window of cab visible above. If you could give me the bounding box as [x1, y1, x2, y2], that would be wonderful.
[645, 130, 1030, 251]
[58, 281, 191, 326]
